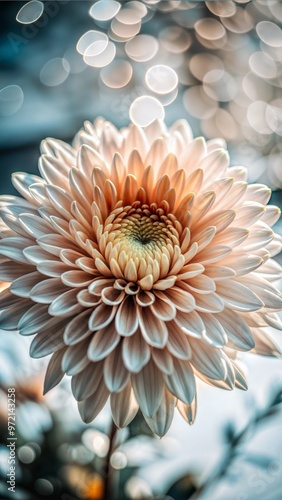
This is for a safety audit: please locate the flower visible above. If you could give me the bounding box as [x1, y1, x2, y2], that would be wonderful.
[0, 118, 282, 437]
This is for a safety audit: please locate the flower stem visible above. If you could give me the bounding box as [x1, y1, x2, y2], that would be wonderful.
[102, 420, 118, 500]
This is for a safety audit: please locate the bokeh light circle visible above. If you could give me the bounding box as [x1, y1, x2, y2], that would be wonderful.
[16, 1, 44, 24]
[145, 65, 178, 94]
[101, 60, 133, 88]
[125, 35, 159, 62]
[40, 58, 70, 87]
[129, 96, 165, 127]
[0, 85, 24, 116]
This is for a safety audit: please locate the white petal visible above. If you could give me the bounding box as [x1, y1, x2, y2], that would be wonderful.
[46, 185, 72, 220]
[153, 276, 177, 290]
[167, 322, 192, 360]
[204, 265, 235, 281]
[183, 274, 216, 294]
[30, 322, 66, 358]
[261, 205, 280, 226]
[61, 270, 94, 287]
[216, 309, 255, 351]
[245, 183, 271, 205]
[222, 253, 263, 275]
[238, 274, 282, 310]
[240, 225, 274, 253]
[213, 227, 249, 248]
[78, 382, 109, 423]
[38, 233, 78, 256]
[227, 166, 248, 181]
[199, 312, 228, 348]
[88, 278, 115, 296]
[12, 172, 46, 206]
[194, 292, 225, 313]
[64, 309, 92, 345]
[101, 286, 125, 306]
[189, 338, 228, 380]
[152, 348, 174, 375]
[10, 272, 43, 298]
[233, 362, 248, 390]
[77, 289, 101, 307]
[89, 303, 117, 331]
[150, 292, 176, 321]
[177, 263, 205, 281]
[0, 237, 33, 264]
[261, 312, 282, 330]
[88, 322, 120, 361]
[251, 329, 282, 357]
[78, 144, 107, 177]
[132, 360, 164, 417]
[122, 330, 150, 373]
[0, 299, 31, 330]
[164, 286, 195, 313]
[216, 280, 264, 312]
[138, 305, 168, 348]
[62, 339, 90, 375]
[194, 244, 232, 264]
[104, 345, 130, 392]
[69, 167, 93, 210]
[41, 137, 75, 165]
[39, 155, 70, 189]
[0, 209, 34, 238]
[49, 288, 83, 317]
[234, 202, 265, 227]
[19, 214, 53, 239]
[37, 260, 72, 277]
[144, 389, 176, 437]
[110, 382, 139, 428]
[179, 137, 206, 171]
[164, 358, 195, 405]
[23, 245, 58, 265]
[174, 310, 203, 341]
[136, 290, 155, 307]
[0, 289, 24, 310]
[0, 261, 33, 281]
[18, 304, 51, 335]
[30, 278, 69, 304]
[71, 361, 104, 401]
[115, 296, 138, 336]
[201, 149, 229, 181]
[43, 347, 66, 394]
[177, 398, 197, 425]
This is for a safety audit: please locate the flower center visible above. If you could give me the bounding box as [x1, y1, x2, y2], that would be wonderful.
[101, 202, 182, 286]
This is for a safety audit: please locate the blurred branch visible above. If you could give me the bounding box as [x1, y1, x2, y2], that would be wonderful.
[189, 388, 282, 499]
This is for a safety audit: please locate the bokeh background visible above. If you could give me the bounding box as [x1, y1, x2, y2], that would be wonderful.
[0, 1, 282, 499]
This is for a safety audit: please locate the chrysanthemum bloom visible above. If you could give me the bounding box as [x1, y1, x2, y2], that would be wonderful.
[0, 118, 282, 436]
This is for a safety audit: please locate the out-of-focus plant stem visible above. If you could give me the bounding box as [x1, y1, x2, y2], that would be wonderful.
[102, 420, 118, 500]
